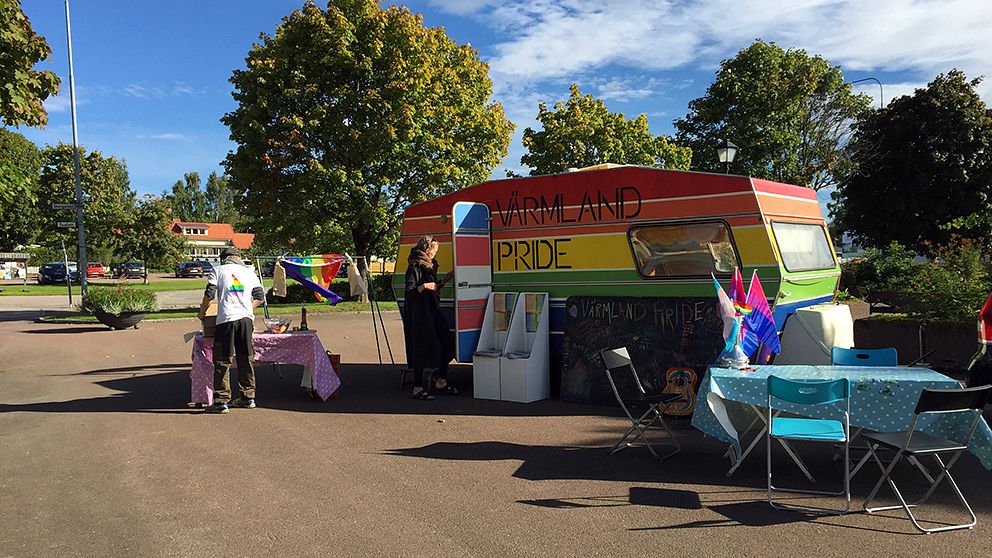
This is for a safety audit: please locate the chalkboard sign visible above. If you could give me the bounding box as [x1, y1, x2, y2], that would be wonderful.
[561, 296, 725, 406]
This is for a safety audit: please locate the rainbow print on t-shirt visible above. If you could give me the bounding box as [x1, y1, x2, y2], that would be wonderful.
[229, 276, 245, 295]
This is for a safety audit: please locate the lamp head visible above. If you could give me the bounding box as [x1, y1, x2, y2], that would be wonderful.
[717, 139, 739, 164]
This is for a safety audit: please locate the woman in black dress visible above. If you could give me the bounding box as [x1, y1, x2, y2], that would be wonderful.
[403, 235, 457, 399]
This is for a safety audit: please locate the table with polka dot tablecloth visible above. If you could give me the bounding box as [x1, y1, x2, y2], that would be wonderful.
[690, 365, 992, 470]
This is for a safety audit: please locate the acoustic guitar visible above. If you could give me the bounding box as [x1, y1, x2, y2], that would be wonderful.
[662, 319, 699, 417]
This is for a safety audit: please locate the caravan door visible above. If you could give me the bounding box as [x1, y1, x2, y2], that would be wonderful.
[452, 202, 492, 362]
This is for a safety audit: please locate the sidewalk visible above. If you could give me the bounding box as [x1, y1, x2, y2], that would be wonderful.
[0, 289, 204, 312]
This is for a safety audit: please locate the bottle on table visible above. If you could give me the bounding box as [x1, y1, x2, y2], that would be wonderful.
[300, 306, 309, 331]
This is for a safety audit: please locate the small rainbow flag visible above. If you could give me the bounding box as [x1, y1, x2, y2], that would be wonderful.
[280, 254, 344, 305]
[733, 301, 753, 315]
[228, 276, 245, 295]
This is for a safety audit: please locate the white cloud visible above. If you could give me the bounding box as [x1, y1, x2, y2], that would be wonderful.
[43, 95, 72, 113]
[136, 132, 187, 141]
[589, 76, 668, 102]
[466, 0, 992, 100]
[122, 82, 201, 99]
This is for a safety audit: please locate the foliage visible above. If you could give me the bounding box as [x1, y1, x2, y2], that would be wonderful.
[0, 128, 42, 248]
[204, 171, 240, 225]
[166, 172, 208, 222]
[674, 39, 871, 190]
[840, 239, 991, 326]
[222, 0, 513, 264]
[908, 238, 991, 324]
[369, 272, 395, 302]
[35, 143, 136, 261]
[520, 84, 691, 174]
[80, 285, 159, 315]
[832, 70, 992, 251]
[115, 196, 188, 270]
[839, 241, 918, 293]
[0, 1, 60, 128]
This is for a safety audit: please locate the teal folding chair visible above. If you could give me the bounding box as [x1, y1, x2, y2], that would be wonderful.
[767, 375, 851, 514]
[831, 347, 898, 366]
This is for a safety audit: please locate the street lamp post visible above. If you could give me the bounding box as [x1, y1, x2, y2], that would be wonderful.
[850, 77, 884, 109]
[65, 0, 88, 296]
[717, 139, 738, 174]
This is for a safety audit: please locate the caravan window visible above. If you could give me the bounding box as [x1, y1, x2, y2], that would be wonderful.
[771, 222, 835, 271]
[628, 222, 738, 277]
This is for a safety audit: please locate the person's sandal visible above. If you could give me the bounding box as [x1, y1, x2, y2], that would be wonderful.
[435, 384, 459, 395]
[412, 389, 436, 400]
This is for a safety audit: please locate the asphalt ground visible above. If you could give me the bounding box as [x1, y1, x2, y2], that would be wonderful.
[1, 311, 991, 557]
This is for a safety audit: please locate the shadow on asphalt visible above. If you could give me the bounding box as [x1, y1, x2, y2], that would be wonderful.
[0, 311, 42, 322]
[5, 358, 992, 530]
[519, 486, 703, 510]
[23, 326, 112, 334]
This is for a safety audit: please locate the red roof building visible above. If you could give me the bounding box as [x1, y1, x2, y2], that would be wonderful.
[170, 221, 254, 261]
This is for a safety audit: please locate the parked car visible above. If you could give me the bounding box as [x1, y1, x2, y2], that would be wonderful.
[194, 260, 214, 274]
[86, 261, 105, 277]
[116, 261, 146, 279]
[38, 262, 80, 284]
[260, 260, 275, 277]
[175, 261, 206, 278]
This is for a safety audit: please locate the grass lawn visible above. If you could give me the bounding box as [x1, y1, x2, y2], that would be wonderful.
[1, 278, 275, 296]
[40, 301, 398, 323]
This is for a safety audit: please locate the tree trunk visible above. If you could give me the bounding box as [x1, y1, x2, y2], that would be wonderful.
[351, 228, 374, 303]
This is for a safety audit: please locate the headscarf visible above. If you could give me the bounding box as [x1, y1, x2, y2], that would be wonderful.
[408, 236, 437, 269]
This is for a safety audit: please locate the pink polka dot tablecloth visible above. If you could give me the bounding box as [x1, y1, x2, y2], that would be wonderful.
[190, 332, 340, 405]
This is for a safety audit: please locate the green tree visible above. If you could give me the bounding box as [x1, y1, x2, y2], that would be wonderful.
[222, 0, 513, 265]
[204, 171, 240, 225]
[116, 195, 187, 283]
[674, 39, 871, 190]
[0, 128, 42, 249]
[166, 171, 208, 221]
[36, 144, 136, 262]
[832, 70, 992, 251]
[0, 0, 60, 128]
[521, 84, 691, 175]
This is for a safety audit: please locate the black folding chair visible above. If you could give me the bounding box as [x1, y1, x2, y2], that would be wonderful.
[600, 347, 681, 461]
[862, 385, 992, 533]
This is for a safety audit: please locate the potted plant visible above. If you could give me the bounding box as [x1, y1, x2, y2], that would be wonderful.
[80, 285, 158, 330]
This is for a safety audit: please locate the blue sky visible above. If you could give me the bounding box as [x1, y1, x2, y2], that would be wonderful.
[11, 0, 992, 204]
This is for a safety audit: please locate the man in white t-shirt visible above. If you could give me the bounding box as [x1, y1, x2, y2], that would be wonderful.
[197, 247, 264, 413]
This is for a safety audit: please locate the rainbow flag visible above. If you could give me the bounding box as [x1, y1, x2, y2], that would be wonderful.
[281, 254, 344, 305]
[712, 274, 738, 353]
[744, 269, 781, 362]
[729, 267, 754, 352]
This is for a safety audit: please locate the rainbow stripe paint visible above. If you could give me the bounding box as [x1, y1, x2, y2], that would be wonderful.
[228, 277, 245, 294]
[394, 166, 840, 362]
[281, 255, 344, 305]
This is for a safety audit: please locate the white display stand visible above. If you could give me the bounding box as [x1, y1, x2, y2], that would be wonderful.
[499, 292, 550, 403]
[775, 303, 854, 365]
[472, 292, 518, 400]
